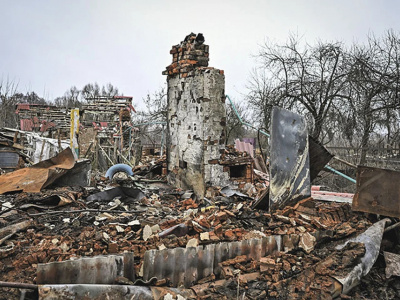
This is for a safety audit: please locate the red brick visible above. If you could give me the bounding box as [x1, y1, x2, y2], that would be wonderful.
[209, 231, 220, 241]
[108, 243, 118, 254]
[224, 230, 235, 240]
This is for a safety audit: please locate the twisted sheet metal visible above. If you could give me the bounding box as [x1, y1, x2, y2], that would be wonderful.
[0, 147, 75, 194]
[143, 236, 282, 288]
[37, 253, 135, 285]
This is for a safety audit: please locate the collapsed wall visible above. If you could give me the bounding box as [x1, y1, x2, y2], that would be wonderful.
[163, 33, 229, 197]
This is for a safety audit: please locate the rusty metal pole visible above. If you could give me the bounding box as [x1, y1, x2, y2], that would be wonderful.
[0, 281, 37, 290]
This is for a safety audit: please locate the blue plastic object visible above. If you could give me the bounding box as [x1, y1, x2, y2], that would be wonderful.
[105, 163, 134, 179]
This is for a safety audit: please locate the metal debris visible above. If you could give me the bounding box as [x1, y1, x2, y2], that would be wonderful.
[37, 252, 135, 284]
[0, 147, 75, 194]
[143, 236, 281, 287]
[334, 218, 390, 294]
[86, 186, 145, 202]
[269, 107, 311, 211]
[384, 251, 400, 279]
[308, 136, 333, 182]
[353, 165, 400, 218]
[53, 159, 91, 187]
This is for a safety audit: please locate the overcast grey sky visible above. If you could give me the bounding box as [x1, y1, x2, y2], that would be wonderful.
[1, 0, 399, 108]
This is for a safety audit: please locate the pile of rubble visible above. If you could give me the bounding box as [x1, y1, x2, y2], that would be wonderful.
[0, 148, 399, 299]
[1, 33, 400, 300]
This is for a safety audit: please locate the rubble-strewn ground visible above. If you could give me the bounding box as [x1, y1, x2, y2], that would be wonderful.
[1, 163, 400, 300]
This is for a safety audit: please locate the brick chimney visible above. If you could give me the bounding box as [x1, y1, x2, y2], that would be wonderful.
[164, 33, 228, 198]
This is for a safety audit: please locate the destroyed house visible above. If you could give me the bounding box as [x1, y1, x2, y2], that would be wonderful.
[7, 96, 137, 170]
[79, 96, 139, 169]
[1, 33, 400, 300]
[15, 103, 70, 137]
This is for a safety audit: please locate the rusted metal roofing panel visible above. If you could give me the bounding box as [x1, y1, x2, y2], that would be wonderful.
[143, 236, 282, 288]
[37, 252, 134, 284]
[352, 166, 400, 218]
[0, 147, 75, 194]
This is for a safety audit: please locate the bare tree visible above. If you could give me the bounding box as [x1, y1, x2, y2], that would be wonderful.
[246, 67, 283, 131]
[54, 86, 81, 108]
[225, 98, 250, 144]
[133, 87, 167, 149]
[81, 82, 119, 100]
[348, 30, 400, 164]
[139, 87, 167, 123]
[0, 78, 19, 128]
[81, 83, 101, 99]
[55, 83, 121, 108]
[101, 83, 119, 98]
[250, 34, 350, 141]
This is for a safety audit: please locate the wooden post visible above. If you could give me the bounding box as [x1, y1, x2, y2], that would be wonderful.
[93, 134, 99, 170]
[57, 129, 62, 153]
[39, 140, 46, 162]
[113, 138, 117, 164]
[70, 108, 79, 160]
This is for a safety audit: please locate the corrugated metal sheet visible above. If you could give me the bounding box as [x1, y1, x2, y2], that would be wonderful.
[0, 149, 19, 168]
[38, 285, 195, 300]
[143, 236, 282, 288]
[20, 119, 34, 131]
[37, 252, 135, 284]
[234, 139, 254, 157]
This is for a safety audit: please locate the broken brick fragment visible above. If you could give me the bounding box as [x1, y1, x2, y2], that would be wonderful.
[224, 229, 236, 240]
[108, 243, 118, 254]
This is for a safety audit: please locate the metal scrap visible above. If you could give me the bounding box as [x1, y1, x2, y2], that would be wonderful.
[86, 186, 145, 202]
[38, 284, 195, 300]
[333, 218, 390, 294]
[353, 165, 400, 218]
[143, 236, 281, 287]
[384, 251, 400, 279]
[0, 147, 75, 194]
[37, 252, 135, 284]
[269, 107, 311, 211]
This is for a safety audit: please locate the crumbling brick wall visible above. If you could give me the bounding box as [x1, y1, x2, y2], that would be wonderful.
[163, 33, 229, 198]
